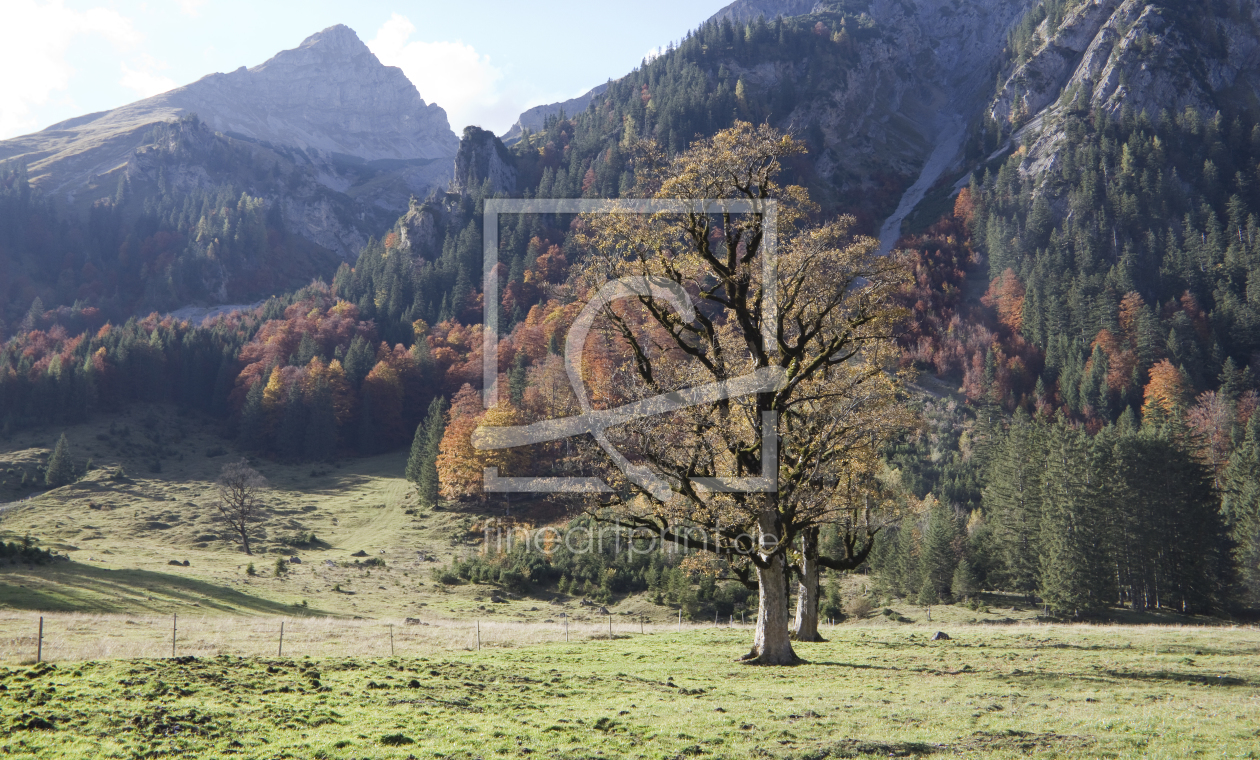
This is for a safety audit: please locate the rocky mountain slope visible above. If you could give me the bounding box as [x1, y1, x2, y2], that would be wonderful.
[992, 0, 1260, 179]
[500, 84, 608, 144]
[503, 0, 1034, 220]
[0, 25, 458, 258]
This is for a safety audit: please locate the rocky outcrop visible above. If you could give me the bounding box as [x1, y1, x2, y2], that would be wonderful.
[992, 0, 1260, 180]
[396, 196, 443, 259]
[451, 126, 516, 195]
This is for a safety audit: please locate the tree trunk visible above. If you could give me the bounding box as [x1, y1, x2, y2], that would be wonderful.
[240, 527, 252, 555]
[792, 527, 824, 642]
[742, 512, 798, 665]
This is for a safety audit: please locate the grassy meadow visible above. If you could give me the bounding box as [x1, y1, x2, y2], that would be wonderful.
[3, 406, 1260, 757]
[2, 624, 1259, 758]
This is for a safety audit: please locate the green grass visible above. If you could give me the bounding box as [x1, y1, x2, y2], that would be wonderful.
[5, 407, 1260, 758]
[2, 624, 1259, 758]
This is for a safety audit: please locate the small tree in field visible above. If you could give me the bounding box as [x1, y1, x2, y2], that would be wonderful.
[45, 434, 76, 488]
[215, 460, 268, 555]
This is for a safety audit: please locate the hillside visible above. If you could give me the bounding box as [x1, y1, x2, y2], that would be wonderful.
[0, 25, 461, 328]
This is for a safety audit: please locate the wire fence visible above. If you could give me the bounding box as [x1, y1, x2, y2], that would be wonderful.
[0, 611, 741, 664]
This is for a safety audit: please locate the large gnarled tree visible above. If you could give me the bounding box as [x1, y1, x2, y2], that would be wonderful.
[571, 123, 911, 664]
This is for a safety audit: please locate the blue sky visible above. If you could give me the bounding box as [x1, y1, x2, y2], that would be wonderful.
[0, 0, 732, 139]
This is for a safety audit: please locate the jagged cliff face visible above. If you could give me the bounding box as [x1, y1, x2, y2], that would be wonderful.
[0, 25, 458, 259]
[801, 0, 1034, 185]
[993, 0, 1260, 178]
[709, 0, 1034, 204]
[451, 126, 517, 195]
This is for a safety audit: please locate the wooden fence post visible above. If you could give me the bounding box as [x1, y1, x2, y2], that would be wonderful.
[171, 614, 176, 658]
[476, 620, 480, 651]
[390, 624, 395, 657]
[564, 615, 568, 642]
[36, 616, 43, 663]
[278, 622, 284, 657]
[677, 609, 682, 632]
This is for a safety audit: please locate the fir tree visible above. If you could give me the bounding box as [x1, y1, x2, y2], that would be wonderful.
[304, 380, 337, 462]
[415, 397, 447, 505]
[1224, 412, 1260, 606]
[951, 558, 979, 600]
[984, 410, 1044, 597]
[44, 433, 75, 488]
[920, 501, 958, 602]
[1038, 421, 1111, 617]
[238, 372, 268, 451]
[277, 383, 306, 462]
[357, 395, 377, 456]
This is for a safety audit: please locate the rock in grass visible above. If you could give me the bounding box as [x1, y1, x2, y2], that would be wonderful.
[931, 631, 951, 641]
[351, 550, 369, 557]
[380, 733, 414, 746]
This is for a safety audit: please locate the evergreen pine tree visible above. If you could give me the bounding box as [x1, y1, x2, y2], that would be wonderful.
[304, 380, 337, 462]
[357, 395, 377, 456]
[820, 577, 846, 623]
[406, 422, 427, 484]
[238, 372, 268, 451]
[894, 519, 922, 599]
[920, 502, 959, 602]
[1038, 421, 1111, 617]
[343, 336, 374, 388]
[509, 352, 528, 407]
[44, 433, 75, 488]
[416, 397, 447, 505]
[277, 383, 306, 462]
[983, 410, 1044, 597]
[951, 558, 979, 600]
[1112, 424, 1222, 612]
[1224, 412, 1260, 606]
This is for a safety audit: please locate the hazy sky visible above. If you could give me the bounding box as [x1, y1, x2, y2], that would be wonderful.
[0, 0, 732, 140]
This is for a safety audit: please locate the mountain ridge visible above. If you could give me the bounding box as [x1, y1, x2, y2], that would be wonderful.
[0, 24, 458, 206]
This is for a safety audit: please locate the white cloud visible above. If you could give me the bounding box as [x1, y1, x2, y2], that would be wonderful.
[0, 0, 141, 137]
[120, 62, 176, 98]
[368, 13, 524, 134]
[180, 0, 208, 16]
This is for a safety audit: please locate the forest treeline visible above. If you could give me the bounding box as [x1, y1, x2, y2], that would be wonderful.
[875, 410, 1260, 615]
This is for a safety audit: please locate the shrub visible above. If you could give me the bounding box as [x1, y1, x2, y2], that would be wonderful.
[848, 595, 875, 619]
[430, 567, 460, 585]
[246, 563, 256, 576]
[0, 536, 63, 566]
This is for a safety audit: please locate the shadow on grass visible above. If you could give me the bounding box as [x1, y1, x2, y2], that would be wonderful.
[809, 661, 901, 672]
[788, 738, 941, 758]
[0, 562, 335, 616]
[1101, 668, 1250, 687]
